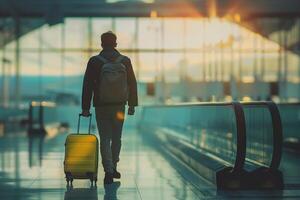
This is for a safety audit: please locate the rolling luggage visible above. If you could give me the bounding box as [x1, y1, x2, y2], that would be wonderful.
[64, 114, 99, 185]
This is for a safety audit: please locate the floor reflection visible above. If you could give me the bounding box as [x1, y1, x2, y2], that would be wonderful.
[0, 126, 299, 199]
[104, 182, 121, 200]
[28, 134, 45, 167]
[64, 185, 98, 200]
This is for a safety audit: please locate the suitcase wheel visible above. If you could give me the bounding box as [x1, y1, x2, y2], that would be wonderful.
[66, 177, 73, 184]
[65, 172, 73, 185]
[87, 172, 97, 186]
[90, 177, 97, 187]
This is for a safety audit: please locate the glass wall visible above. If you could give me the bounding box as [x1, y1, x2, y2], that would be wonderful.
[1, 17, 300, 104]
[12, 17, 299, 80]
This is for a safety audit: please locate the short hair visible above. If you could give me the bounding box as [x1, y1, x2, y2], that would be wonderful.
[101, 31, 117, 48]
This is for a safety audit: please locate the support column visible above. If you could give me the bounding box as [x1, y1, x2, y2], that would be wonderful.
[230, 22, 234, 80]
[154, 23, 160, 103]
[134, 18, 140, 81]
[38, 28, 43, 96]
[1, 46, 6, 107]
[280, 30, 288, 101]
[253, 33, 258, 81]
[1, 60, 9, 108]
[277, 29, 283, 82]
[160, 18, 165, 102]
[220, 41, 224, 81]
[182, 18, 187, 81]
[202, 19, 206, 81]
[14, 17, 21, 108]
[213, 45, 217, 81]
[111, 17, 116, 32]
[217, 43, 221, 81]
[220, 19, 225, 82]
[261, 36, 265, 81]
[277, 30, 283, 101]
[283, 30, 288, 84]
[238, 26, 242, 81]
[88, 17, 93, 57]
[208, 44, 212, 81]
[208, 19, 213, 81]
[61, 22, 66, 91]
[182, 18, 188, 101]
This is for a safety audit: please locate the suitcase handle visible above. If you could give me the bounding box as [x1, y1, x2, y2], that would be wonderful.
[77, 113, 92, 134]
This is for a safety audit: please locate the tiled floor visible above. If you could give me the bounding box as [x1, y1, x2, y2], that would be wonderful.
[0, 127, 300, 200]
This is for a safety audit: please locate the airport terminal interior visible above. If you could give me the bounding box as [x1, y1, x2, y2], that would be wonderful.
[1, 0, 300, 199]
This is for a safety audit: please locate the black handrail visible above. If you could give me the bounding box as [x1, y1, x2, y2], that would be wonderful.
[241, 101, 283, 170]
[141, 102, 234, 108]
[277, 102, 300, 106]
[232, 102, 246, 172]
[140, 101, 247, 172]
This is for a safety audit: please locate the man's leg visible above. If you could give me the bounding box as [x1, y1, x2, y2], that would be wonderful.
[95, 108, 114, 174]
[111, 106, 125, 169]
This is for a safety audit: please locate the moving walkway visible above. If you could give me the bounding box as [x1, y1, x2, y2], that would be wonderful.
[139, 101, 283, 189]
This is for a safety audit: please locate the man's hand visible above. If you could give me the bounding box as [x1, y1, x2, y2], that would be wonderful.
[128, 106, 135, 115]
[81, 109, 91, 117]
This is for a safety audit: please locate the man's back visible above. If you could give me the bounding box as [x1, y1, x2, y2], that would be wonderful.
[81, 48, 138, 109]
[81, 31, 138, 185]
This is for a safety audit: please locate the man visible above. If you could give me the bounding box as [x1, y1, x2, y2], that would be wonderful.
[81, 31, 138, 184]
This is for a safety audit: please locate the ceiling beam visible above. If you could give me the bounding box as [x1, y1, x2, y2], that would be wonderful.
[0, 0, 300, 18]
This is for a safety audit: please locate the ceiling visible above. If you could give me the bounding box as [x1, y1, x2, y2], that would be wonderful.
[1, 0, 300, 51]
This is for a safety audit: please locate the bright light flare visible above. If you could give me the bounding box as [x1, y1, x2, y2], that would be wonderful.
[150, 10, 157, 18]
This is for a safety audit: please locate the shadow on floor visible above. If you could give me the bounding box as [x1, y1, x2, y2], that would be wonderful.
[64, 185, 98, 200]
[64, 181, 121, 200]
[104, 182, 121, 200]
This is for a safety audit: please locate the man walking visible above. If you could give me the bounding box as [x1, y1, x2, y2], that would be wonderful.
[81, 31, 138, 184]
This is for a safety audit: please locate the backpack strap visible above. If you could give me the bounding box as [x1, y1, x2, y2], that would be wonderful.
[114, 55, 124, 63]
[96, 55, 109, 64]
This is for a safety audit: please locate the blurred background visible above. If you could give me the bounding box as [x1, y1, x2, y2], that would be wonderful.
[1, 2, 300, 107]
[1, 0, 300, 199]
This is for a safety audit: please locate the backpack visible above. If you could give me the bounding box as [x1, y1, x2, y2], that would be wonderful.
[96, 55, 128, 103]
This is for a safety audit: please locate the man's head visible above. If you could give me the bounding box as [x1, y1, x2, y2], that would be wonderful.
[101, 31, 117, 49]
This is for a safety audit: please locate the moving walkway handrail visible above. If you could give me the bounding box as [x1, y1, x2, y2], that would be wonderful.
[241, 101, 282, 170]
[277, 102, 300, 106]
[141, 101, 246, 172]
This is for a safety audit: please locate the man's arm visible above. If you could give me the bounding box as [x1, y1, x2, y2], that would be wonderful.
[81, 57, 97, 115]
[124, 57, 138, 114]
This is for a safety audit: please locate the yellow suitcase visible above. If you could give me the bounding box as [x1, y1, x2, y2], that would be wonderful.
[64, 114, 99, 186]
